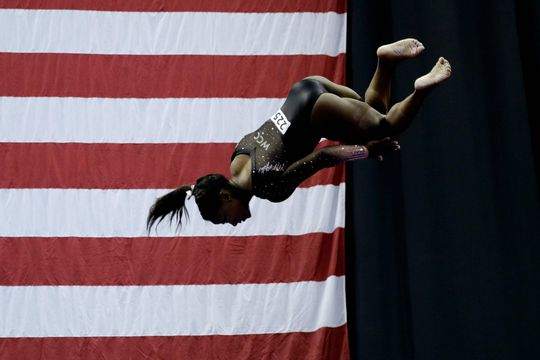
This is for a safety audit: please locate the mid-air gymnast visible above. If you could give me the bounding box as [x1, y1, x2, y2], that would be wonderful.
[147, 38, 452, 229]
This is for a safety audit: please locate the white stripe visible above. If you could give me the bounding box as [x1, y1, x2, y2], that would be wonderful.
[0, 97, 284, 143]
[0, 184, 345, 237]
[0, 276, 346, 337]
[0, 10, 346, 56]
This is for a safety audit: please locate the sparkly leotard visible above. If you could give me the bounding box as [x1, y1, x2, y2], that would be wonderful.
[231, 79, 328, 202]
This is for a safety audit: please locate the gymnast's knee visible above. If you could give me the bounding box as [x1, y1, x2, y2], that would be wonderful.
[377, 116, 398, 137]
[357, 112, 396, 139]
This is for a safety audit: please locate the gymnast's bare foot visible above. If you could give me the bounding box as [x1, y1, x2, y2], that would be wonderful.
[376, 38, 425, 62]
[414, 57, 452, 91]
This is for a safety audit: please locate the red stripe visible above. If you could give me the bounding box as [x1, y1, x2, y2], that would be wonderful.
[0, 325, 349, 360]
[0, 0, 346, 13]
[0, 142, 345, 189]
[0, 230, 344, 286]
[0, 54, 345, 98]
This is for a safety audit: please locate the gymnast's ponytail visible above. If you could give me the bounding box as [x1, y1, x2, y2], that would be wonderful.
[146, 184, 193, 232]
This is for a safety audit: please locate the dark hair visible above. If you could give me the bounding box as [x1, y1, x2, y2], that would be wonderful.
[146, 173, 237, 231]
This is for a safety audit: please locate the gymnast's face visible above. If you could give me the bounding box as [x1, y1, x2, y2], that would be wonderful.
[213, 189, 251, 226]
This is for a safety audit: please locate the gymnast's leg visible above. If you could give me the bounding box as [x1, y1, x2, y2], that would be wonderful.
[311, 57, 452, 144]
[365, 38, 425, 113]
[307, 39, 425, 114]
[303, 75, 363, 101]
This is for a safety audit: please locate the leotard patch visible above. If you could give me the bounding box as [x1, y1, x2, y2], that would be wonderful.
[270, 110, 291, 135]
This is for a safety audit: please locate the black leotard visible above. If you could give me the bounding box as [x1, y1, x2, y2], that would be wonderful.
[231, 79, 328, 202]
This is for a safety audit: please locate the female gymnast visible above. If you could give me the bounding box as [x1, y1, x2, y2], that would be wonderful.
[147, 38, 452, 229]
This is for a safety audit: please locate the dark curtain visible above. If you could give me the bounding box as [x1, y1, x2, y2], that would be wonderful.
[345, 1, 540, 359]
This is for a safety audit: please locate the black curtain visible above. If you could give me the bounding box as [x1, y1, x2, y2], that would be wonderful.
[345, 1, 540, 359]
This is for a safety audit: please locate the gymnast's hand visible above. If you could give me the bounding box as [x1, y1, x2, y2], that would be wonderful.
[365, 137, 400, 161]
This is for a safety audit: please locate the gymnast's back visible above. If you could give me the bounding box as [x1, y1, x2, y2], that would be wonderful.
[230, 79, 328, 200]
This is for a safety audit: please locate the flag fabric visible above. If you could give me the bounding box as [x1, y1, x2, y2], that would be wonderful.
[0, 1, 349, 358]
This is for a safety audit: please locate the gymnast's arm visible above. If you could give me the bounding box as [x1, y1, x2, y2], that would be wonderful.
[277, 139, 400, 198]
[275, 145, 368, 198]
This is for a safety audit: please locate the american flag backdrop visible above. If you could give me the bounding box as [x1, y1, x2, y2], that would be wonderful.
[0, 1, 348, 358]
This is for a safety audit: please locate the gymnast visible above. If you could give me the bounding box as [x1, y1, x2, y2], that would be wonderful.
[147, 38, 452, 229]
